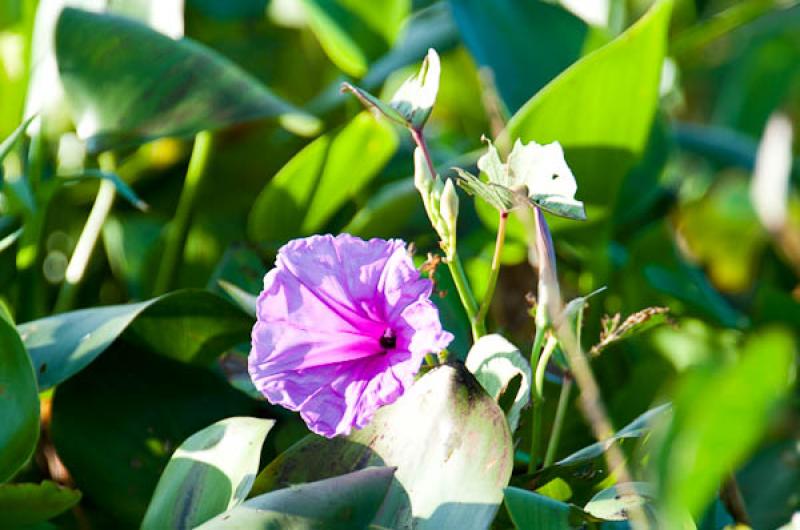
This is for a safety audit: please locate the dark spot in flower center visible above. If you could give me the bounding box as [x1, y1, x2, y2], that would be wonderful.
[379, 329, 396, 350]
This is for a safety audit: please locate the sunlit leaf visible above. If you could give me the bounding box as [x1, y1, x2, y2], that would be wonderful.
[55, 8, 320, 153]
[51, 344, 261, 525]
[252, 363, 513, 530]
[656, 328, 796, 525]
[142, 417, 275, 530]
[18, 289, 253, 390]
[507, 0, 673, 205]
[466, 334, 531, 434]
[299, 0, 408, 77]
[247, 112, 397, 243]
[197, 467, 395, 530]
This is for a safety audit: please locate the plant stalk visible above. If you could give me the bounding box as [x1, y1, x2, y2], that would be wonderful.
[154, 131, 214, 295]
[476, 211, 507, 332]
[528, 323, 547, 473]
[410, 127, 481, 340]
[543, 376, 572, 467]
[54, 153, 117, 313]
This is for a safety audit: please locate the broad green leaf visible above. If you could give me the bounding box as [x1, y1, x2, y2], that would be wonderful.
[18, 289, 253, 390]
[504, 487, 585, 530]
[0, 317, 39, 483]
[656, 328, 796, 525]
[507, 0, 673, 205]
[197, 467, 395, 530]
[299, 0, 407, 77]
[248, 112, 397, 243]
[24, 0, 183, 136]
[252, 363, 513, 530]
[54, 8, 319, 153]
[142, 417, 275, 530]
[51, 343, 261, 525]
[0, 481, 81, 526]
[449, 0, 592, 112]
[465, 334, 531, 434]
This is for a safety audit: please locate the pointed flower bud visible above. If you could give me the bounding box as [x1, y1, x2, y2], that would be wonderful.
[341, 49, 441, 132]
[533, 207, 562, 329]
[440, 178, 459, 253]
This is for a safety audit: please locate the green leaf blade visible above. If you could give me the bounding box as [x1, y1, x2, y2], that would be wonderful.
[197, 467, 395, 530]
[55, 8, 320, 153]
[141, 417, 275, 530]
[0, 318, 39, 483]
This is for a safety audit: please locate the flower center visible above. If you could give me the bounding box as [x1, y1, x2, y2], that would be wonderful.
[379, 329, 397, 350]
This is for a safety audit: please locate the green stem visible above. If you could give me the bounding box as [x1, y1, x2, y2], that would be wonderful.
[154, 131, 214, 295]
[535, 335, 558, 399]
[476, 211, 507, 333]
[411, 127, 481, 340]
[527, 323, 547, 473]
[446, 253, 482, 341]
[543, 376, 572, 467]
[54, 153, 118, 312]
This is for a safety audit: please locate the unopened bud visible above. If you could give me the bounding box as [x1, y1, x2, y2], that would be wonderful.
[534, 207, 561, 329]
[440, 178, 459, 232]
[439, 178, 459, 253]
[413, 147, 434, 195]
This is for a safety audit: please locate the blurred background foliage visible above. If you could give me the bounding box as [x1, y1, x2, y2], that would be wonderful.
[0, 0, 799, 528]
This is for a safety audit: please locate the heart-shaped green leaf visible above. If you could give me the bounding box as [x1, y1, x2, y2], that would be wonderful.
[0, 317, 39, 483]
[252, 363, 513, 530]
[54, 8, 320, 153]
[248, 112, 397, 243]
[0, 481, 81, 526]
[142, 417, 275, 530]
[197, 467, 395, 530]
[51, 343, 262, 525]
[507, 0, 673, 206]
[18, 289, 253, 390]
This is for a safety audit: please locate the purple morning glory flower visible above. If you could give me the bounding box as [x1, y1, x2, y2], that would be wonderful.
[249, 233, 453, 438]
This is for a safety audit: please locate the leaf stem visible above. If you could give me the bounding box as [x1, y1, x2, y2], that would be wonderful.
[543, 375, 572, 467]
[154, 131, 214, 295]
[528, 323, 546, 473]
[476, 211, 507, 331]
[54, 153, 117, 312]
[410, 127, 481, 340]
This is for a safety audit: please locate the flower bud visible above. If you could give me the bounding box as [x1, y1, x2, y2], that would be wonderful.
[413, 147, 434, 195]
[533, 207, 562, 329]
[440, 178, 459, 253]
